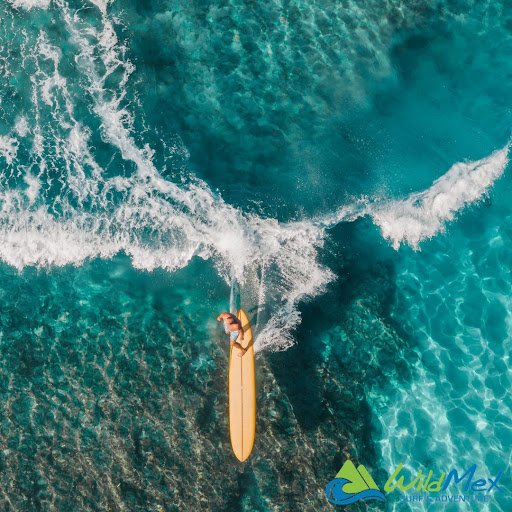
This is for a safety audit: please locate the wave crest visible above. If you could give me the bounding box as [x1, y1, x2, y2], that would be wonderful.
[370, 144, 510, 249]
[0, 0, 333, 352]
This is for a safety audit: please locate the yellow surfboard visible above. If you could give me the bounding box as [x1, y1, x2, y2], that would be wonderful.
[228, 309, 256, 462]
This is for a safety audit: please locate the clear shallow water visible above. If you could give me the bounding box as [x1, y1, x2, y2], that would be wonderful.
[0, 0, 511, 510]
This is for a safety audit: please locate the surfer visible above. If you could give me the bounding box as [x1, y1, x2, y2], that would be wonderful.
[216, 312, 246, 356]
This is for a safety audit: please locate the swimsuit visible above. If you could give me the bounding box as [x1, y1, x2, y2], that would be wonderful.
[224, 319, 239, 342]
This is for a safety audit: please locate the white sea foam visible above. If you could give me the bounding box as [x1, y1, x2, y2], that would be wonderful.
[24, 174, 40, 203]
[14, 116, 30, 137]
[1, 0, 509, 353]
[0, 135, 19, 165]
[8, 0, 50, 10]
[322, 144, 510, 250]
[370, 144, 510, 249]
[0, 0, 333, 352]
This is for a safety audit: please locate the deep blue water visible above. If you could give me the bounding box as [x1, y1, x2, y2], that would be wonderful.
[0, 1, 511, 511]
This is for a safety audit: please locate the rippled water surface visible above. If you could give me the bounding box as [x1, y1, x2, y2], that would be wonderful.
[0, 0, 511, 511]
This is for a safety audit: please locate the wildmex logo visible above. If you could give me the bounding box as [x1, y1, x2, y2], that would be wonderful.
[325, 460, 386, 505]
[386, 464, 505, 505]
[326, 461, 506, 506]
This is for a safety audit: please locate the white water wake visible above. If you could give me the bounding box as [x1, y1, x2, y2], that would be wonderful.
[7, 0, 50, 10]
[369, 144, 510, 249]
[0, 0, 333, 352]
[0, 0, 510, 353]
[324, 143, 510, 248]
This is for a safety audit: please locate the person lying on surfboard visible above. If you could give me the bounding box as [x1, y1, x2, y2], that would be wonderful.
[216, 312, 246, 356]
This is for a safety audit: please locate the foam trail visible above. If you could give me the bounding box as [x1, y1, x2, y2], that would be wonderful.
[0, 0, 333, 353]
[8, 0, 50, 10]
[0, 135, 19, 165]
[319, 143, 510, 251]
[229, 281, 241, 315]
[2, 1, 509, 354]
[315, 199, 369, 227]
[370, 144, 510, 249]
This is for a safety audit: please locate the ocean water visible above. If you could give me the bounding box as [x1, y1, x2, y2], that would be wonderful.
[0, 0, 511, 511]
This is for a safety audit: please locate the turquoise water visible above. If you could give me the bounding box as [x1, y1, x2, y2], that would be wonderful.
[0, 0, 511, 510]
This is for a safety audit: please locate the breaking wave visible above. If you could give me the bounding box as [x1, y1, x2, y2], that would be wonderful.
[0, 0, 509, 352]
[0, 0, 334, 352]
[324, 144, 510, 250]
[369, 144, 510, 249]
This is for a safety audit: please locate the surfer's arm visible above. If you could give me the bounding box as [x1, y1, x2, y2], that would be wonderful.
[238, 325, 244, 340]
[216, 312, 230, 321]
[232, 341, 247, 354]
